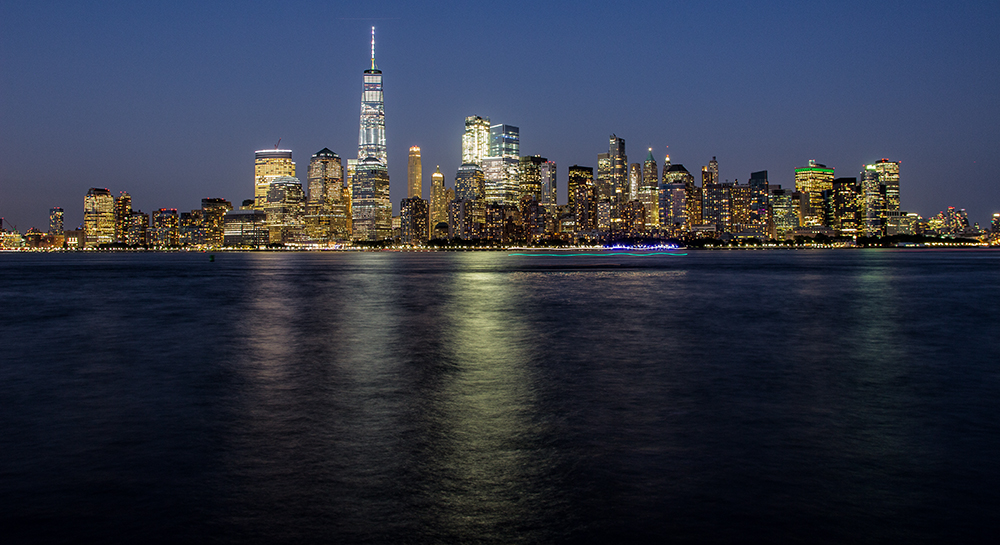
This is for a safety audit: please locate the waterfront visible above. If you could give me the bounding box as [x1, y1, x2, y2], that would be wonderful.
[2, 250, 999, 543]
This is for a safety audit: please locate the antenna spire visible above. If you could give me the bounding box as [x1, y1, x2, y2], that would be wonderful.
[371, 26, 376, 70]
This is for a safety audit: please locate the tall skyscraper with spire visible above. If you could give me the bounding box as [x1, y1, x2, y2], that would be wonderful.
[359, 27, 386, 166]
[354, 27, 391, 240]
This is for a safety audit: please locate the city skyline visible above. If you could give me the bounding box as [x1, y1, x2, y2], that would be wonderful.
[2, 1, 998, 231]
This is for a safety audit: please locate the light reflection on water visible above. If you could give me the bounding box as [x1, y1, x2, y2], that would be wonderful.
[1, 250, 999, 543]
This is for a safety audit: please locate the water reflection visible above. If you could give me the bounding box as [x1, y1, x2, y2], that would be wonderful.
[425, 260, 552, 542]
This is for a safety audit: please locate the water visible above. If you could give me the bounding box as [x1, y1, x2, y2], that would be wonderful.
[2, 249, 999, 543]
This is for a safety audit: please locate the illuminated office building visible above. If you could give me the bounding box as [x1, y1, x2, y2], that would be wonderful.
[489, 124, 519, 158]
[596, 135, 627, 217]
[640, 150, 659, 228]
[265, 176, 306, 243]
[126, 211, 149, 247]
[729, 185, 756, 236]
[660, 164, 698, 233]
[519, 155, 546, 202]
[622, 200, 646, 236]
[113, 191, 132, 244]
[629, 163, 641, 202]
[736, 170, 770, 238]
[430, 166, 448, 233]
[151, 208, 180, 247]
[455, 163, 486, 201]
[702, 182, 730, 234]
[597, 153, 612, 202]
[407, 146, 422, 199]
[307, 148, 343, 213]
[873, 159, 900, 214]
[769, 188, 801, 239]
[254, 149, 295, 209]
[482, 203, 521, 244]
[463, 116, 490, 166]
[359, 27, 387, 166]
[707, 156, 719, 185]
[448, 198, 485, 240]
[482, 156, 520, 205]
[48, 207, 63, 235]
[825, 178, 860, 235]
[84, 188, 115, 246]
[861, 165, 884, 237]
[794, 160, 835, 227]
[202, 198, 233, 247]
[352, 157, 391, 241]
[306, 148, 345, 241]
[540, 160, 557, 207]
[642, 150, 659, 190]
[223, 209, 268, 247]
[400, 197, 429, 245]
[179, 210, 206, 246]
[568, 165, 594, 208]
[344, 159, 357, 238]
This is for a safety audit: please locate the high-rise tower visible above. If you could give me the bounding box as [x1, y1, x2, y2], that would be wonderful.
[873, 159, 900, 214]
[408, 146, 422, 199]
[254, 149, 295, 209]
[795, 160, 835, 227]
[84, 188, 115, 246]
[430, 166, 447, 229]
[463, 116, 490, 166]
[359, 27, 386, 166]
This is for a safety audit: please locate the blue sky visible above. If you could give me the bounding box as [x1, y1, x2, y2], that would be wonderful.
[2, 0, 998, 230]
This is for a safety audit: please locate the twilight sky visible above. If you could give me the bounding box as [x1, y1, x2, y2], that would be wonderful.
[2, 0, 998, 230]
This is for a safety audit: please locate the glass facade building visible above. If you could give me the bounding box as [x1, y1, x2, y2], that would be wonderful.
[83, 187, 115, 246]
[408, 146, 422, 199]
[254, 150, 295, 210]
[462, 116, 490, 166]
[794, 160, 835, 227]
[359, 27, 387, 166]
[351, 158, 391, 241]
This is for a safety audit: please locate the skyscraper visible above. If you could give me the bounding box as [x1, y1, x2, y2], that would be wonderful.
[430, 166, 448, 231]
[794, 160, 835, 227]
[707, 156, 719, 186]
[84, 188, 115, 246]
[596, 135, 627, 220]
[455, 164, 486, 201]
[265, 176, 306, 243]
[481, 123, 519, 206]
[640, 150, 659, 228]
[48, 207, 63, 235]
[628, 163, 641, 202]
[519, 155, 546, 202]
[359, 27, 387, 166]
[255, 149, 295, 209]
[463, 116, 490, 166]
[873, 159, 900, 214]
[352, 158, 391, 241]
[400, 197, 429, 245]
[305, 148, 345, 241]
[861, 164, 884, 237]
[307, 148, 343, 213]
[112, 191, 132, 244]
[540, 160, 557, 206]
[408, 146, 422, 199]
[151, 208, 180, 247]
[568, 165, 594, 208]
[202, 198, 233, 247]
[489, 124, 519, 159]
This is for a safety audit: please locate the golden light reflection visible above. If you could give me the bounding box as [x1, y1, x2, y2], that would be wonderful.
[428, 263, 548, 540]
